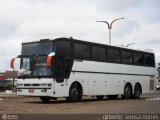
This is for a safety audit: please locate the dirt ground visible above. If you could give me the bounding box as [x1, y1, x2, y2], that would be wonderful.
[0, 91, 160, 114]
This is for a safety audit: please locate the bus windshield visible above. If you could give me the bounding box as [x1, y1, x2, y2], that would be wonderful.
[22, 41, 53, 55]
[19, 41, 55, 78]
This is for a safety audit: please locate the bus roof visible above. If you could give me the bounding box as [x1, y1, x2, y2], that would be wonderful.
[22, 37, 154, 54]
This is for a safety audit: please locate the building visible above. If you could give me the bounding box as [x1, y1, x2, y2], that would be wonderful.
[5, 70, 18, 80]
[0, 72, 6, 81]
[0, 71, 18, 82]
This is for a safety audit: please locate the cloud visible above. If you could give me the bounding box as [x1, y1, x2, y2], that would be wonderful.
[0, 0, 160, 69]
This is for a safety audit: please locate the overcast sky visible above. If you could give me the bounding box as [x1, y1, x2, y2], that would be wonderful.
[0, 0, 160, 70]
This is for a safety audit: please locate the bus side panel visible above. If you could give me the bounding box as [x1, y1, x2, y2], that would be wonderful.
[70, 60, 155, 96]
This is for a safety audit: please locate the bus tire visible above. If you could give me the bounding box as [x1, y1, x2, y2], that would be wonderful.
[123, 84, 132, 99]
[133, 84, 141, 99]
[68, 83, 82, 102]
[107, 95, 118, 99]
[40, 97, 51, 103]
[96, 95, 104, 100]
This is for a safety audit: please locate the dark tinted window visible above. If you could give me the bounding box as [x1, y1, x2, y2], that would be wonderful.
[133, 52, 144, 64]
[92, 46, 106, 61]
[56, 41, 71, 57]
[74, 43, 82, 58]
[22, 42, 52, 55]
[74, 43, 90, 59]
[83, 44, 90, 59]
[144, 54, 155, 66]
[108, 48, 120, 62]
[121, 50, 132, 63]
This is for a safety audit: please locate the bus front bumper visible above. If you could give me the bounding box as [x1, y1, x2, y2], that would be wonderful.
[17, 87, 53, 97]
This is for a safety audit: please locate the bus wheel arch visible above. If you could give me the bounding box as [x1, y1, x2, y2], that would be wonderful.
[67, 81, 83, 102]
[123, 82, 133, 99]
[133, 83, 142, 99]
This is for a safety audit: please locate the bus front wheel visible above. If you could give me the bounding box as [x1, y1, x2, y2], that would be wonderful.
[67, 83, 82, 102]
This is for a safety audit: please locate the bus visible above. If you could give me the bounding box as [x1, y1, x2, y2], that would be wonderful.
[10, 37, 156, 102]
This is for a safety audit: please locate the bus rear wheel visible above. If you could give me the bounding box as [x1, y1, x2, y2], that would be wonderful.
[96, 95, 104, 100]
[133, 84, 141, 99]
[107, 95, 118, 99]
[67, 83, 82, 102]
[123, 84, 132, 99]
[40, 97, 51, 103]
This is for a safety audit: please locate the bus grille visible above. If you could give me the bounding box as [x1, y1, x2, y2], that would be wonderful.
[24, 84, 40, 86]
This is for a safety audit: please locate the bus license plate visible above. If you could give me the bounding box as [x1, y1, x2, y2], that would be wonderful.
[28, 89, 34, 93]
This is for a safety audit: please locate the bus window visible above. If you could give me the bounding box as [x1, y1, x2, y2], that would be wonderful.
[74, 43, 83, 59]
[107, 48, 120, 62]
[74, 43, 90, 60]
[121, 50, 132, 63]
[92, 46, 106, 61]
[144, 54, 155, 66]
[82, 45, 90, 59]
[133, 52, 144, 65]
[56, 41, 71, 57]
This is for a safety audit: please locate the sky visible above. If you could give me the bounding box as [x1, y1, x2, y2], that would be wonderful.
[0, 0, 160, 70]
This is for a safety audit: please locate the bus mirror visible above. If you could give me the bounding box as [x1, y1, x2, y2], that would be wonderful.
[10, 58, 15, 68]
[47, 52, 55, 67]
[47, 56, 53, 67]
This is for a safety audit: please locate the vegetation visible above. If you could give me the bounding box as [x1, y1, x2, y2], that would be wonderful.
[0, 82, 14, 91]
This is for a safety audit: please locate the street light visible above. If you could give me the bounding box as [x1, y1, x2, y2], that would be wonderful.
[97, 17, 125, 45]
[126, 43, 135, 48]
[117, 43, 135, 48]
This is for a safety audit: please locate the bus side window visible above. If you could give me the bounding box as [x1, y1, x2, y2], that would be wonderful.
[56, 41, 71, 57]
[121, 50, 132, 63]
[92, 46, 106, 61]
[82, 44, 90, 60]
[133, 52, 144, 65]
[107, 48, 120, 62]
[74, 43, 90, 60]
[144, 54, 155, 66]
[74, 43, 83, 59]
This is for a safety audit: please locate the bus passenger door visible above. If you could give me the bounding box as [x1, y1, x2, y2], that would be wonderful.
[54, 56, 73, 97]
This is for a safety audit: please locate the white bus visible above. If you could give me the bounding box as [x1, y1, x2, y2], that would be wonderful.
[11, 37, 155, 102]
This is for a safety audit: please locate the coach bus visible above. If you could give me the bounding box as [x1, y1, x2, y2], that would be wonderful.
[10, 37, 155, 102]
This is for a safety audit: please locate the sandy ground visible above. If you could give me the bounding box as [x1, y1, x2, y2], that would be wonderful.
[0, 91, 160, 114]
